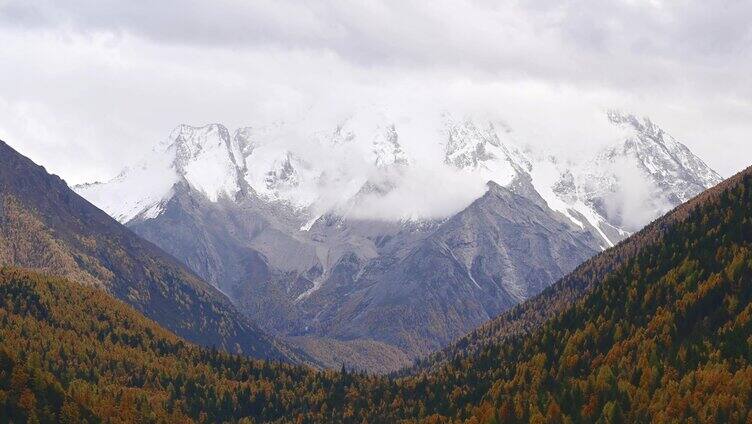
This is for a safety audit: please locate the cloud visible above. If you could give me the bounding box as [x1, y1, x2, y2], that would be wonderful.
[343, 165, 488, 221]
[602, 157, 674, 231]
[0, 0, 751, 186]
[5, 1, 750, 81]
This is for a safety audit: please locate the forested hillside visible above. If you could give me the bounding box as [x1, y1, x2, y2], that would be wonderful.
[0, 267, 383, 423]
[393, 165, 752, 422]
[0, 163, 750, 423]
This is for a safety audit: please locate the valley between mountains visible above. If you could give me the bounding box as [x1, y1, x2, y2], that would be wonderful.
[3, 1, 750, 421]
[0, 134, 749, 422]
[71, 111, 722, 372]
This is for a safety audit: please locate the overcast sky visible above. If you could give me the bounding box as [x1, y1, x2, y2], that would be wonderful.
[0, 0, 750, 184]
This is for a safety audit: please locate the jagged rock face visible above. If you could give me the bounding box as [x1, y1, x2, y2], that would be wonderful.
[444, 119, 500, 168]
[443, 117, 530, 187]
[289, 181, 602, 356]
[606, 112, 722, 202]
[128, 181, 324, 332]
[73, 111, 723, 370]
[167, 124, 246, 202]
[559, 112, 723, 232]
[372, 125, 408, 168]
[123, 177, 603, 358]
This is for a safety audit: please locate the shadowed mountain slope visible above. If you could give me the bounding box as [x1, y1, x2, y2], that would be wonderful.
[0, 140, 302, 363]
[416, 165, 746, 373]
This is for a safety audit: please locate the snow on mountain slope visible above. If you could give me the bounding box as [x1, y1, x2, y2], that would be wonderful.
[603, 111, 722, 202]
[526, 159, 626, 249]
[244, 146, 317, 207]
[75, 111, 721, 249]
[372, 124, 408, 168]
[76, 123, 244, 223]
[560, 112, 723, 233]
[168, 124, 243, 202]
[75, 149, 177, 223]
[437, 116, 619, 247]
[443, 116, 529, 187]
[519, 113, 723, 245]
[76, 117, 399, 224]
[435, 112, 721, 247]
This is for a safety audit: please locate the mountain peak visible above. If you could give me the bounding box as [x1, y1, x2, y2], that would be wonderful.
[607, 111, 674, 147]
[557, 112, 726, 234]
[167, 123, 230, 148]
[160, 123, 242, 202]
[606, 110, 653, 130]
[444, 118, 501, 169]
[372, 124, 408, 167]
[0, 138, 296, 362]
[75, 112, 721, 241]
[604, 113, 722, 190]
[165, 124, 231, 170]
[608, 110, 670, 139]
[485, 179, 505, 192]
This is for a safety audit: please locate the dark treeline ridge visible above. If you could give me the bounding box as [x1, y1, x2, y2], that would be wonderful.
[1, 167, 752, 423]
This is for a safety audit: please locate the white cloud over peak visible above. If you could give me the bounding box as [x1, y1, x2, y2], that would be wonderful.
[0, 0, 750, 185]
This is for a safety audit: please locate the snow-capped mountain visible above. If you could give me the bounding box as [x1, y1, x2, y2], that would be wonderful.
[167, 124, 245, 202]
[73, 111, 722, 372]
[372, 124, 408, 168]
[606, 111, 722, 199]
[78, 123, 244, 223]
[435, 111, 722, 246]
[76, 109, 719, 264]
[542, 112, 723, 236]
[443, 116, 530, 187]
[79, 124, 321, 223]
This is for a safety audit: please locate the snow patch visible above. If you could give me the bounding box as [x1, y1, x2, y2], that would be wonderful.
[74, 149, 177, 223]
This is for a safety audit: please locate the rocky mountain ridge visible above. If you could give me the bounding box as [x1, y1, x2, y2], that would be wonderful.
[73, 111, 722, 371]
[0, 139, 305, 364]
